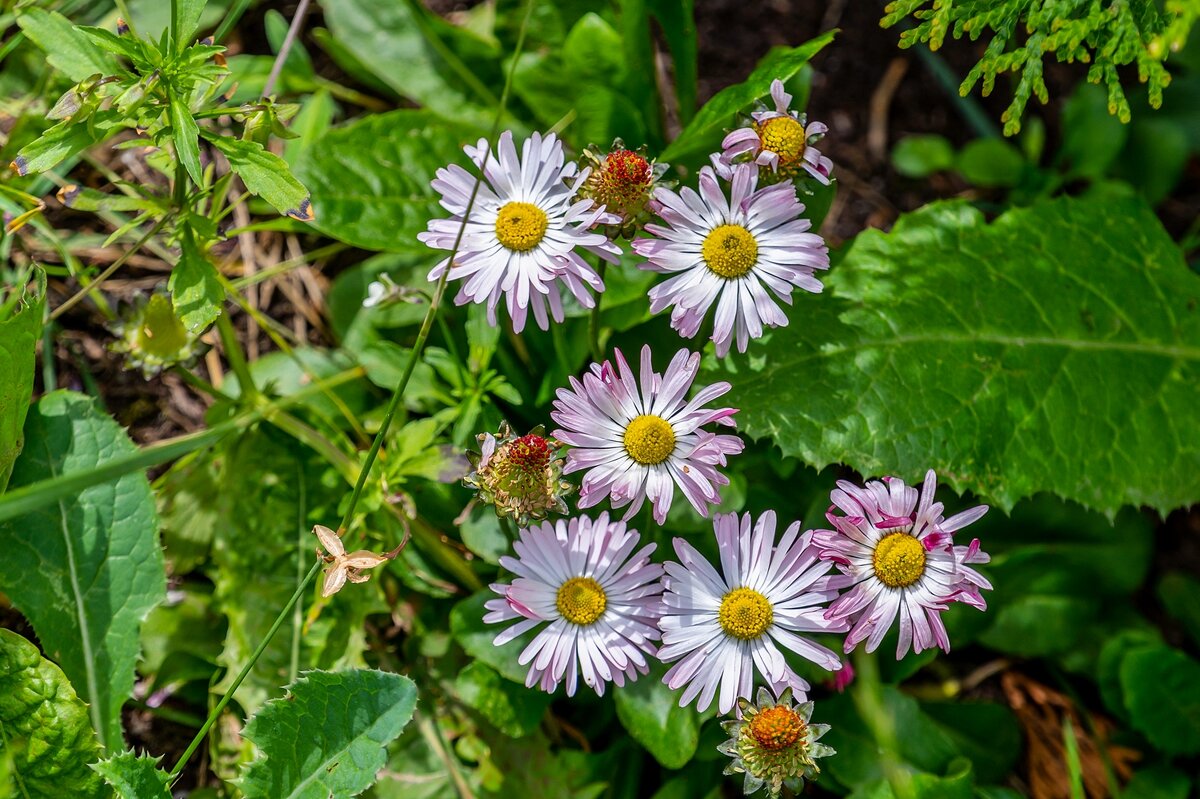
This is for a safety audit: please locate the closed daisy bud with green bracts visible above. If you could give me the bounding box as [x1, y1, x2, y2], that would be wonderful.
[109, 293, 207, 378]
[717, 686, 834, 798]
[464, 422, 574, 527]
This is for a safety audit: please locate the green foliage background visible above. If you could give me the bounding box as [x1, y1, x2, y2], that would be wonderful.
[0, 0, 1198, 798]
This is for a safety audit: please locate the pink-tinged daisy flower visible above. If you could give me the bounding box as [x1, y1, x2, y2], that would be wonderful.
[631, 164, 828, 356]
[720, 79, 833, 184]
[657, 511, 848, 715]
[417, 130, 620, 333]
[551, 345, 744, 524]
[483, 513, 663, 696]
[812, 470, 991, 660]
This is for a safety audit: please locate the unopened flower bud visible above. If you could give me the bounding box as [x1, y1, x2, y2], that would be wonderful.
[464, 422, 573, 526]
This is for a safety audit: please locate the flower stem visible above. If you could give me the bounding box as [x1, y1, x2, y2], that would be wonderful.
[587, 260, 609, 362]
[849, 648, 915, 799]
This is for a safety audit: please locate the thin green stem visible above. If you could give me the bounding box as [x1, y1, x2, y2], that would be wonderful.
[291, 462, 307, 684]
[166, 0, 538, 785]
[850, 648, 914, 799]
[588, 261, 609, 362]
[166, 558, 324, 782]
[49, 216, 170, 320]
[0, 368, 364, 523]
[212, 0, 254, 44]
[215, 313, 258, 400]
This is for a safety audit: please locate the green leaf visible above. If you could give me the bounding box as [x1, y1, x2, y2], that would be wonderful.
[892, 135, 955, 178]
[170, 230, 224, 333]
[646, 0, 697, 124]
[660, 32, 834, 164]
[12, 109, 121, 176]
[613, 663, 701, 768]
[1157, 571, 1200, 647]
[320, 0, 498, 124]
[1060, 84, 1128, 180]
[512, 14, 646, 148]
[1119, 645, 1200, 756]
[0, 628, 107, 798]
[710, 196, 1200, 516]
[238, 669, 418, 799]
[16, 8, 117, 82]
[169, 92, 204, 187]
[1122, 765, 1193, 799]
[0, 391, 166, 751]
[293, 109, 485, 252]
[823, 688, 1015, 792]
[203, 133, 313, 221]
[171, 0, 207, 50]
[954, 138, 1025, 187]
[455, 661, 551, 737]
[0, 270, 44, 493]
[91, 751, 172, 798]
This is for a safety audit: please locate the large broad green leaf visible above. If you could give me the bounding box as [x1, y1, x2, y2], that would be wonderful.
[91, 751, 172, 798]
[293, 110, 484, 252]
[0, 391, 166, 751]
[613, 663, 701, 769]
[0, 271, 44, 493]
[320, 0, 498, 125]
[238, 669, 418, 799]
[1119, 645, 1200, 756]
[710, 196, 1200, 517]
[16, 8, 117, 82]
[0, 629, 107, 798]
[659, 32, 834, 164]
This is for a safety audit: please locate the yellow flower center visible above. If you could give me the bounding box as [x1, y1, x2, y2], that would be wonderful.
[758, 116, 807, 164]
[701, 224, 758, 279]
[872, 532, 927, 589]
[718, 587, 773, 640]
[556, 576, 607, 625]
[622, 414, 676, 465]
[494, 201, 549, 251]
[748, 705, 806, 751]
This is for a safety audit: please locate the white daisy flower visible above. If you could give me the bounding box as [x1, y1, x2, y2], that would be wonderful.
[631, 164, 828, 357]
[658, 511, 848, 715]
[550, 345, 745, 525]
[418, 130, 620, 333]
[720, 78, 833, 184]
[483, 513, 664, 696]
[812, 470, 991, 659]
